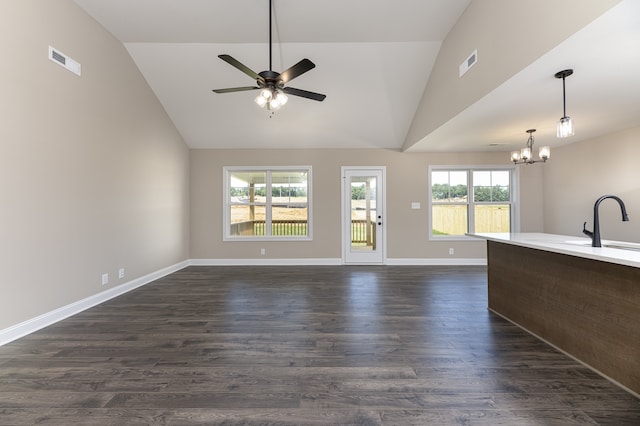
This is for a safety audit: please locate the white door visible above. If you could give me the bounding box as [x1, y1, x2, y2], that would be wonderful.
[342, 167, 386, 264]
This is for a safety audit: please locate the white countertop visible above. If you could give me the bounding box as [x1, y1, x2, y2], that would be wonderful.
[468, 232, 640, 269]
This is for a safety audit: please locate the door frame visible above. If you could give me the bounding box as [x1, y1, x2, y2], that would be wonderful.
[341, 166, 387, 264]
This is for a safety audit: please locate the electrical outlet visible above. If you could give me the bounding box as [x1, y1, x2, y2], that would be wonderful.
[101, 273, 109, 285]
[449, 248, 455, 255]
[118, 268, 125, 279]
[260, 248, 266, 255]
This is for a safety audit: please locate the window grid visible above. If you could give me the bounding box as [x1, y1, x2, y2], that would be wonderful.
[429, 166, 515, 239]
[224, 166, 312, 241]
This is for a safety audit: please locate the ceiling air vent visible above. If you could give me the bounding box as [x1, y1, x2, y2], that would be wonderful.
[48, 46, 81, 76]
[459, 49, 477, 77]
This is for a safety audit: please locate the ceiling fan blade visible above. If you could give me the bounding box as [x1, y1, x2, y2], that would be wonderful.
[218, 54, 261, 81]
[283, 87, 326, 102]
[212, 86, 259, 94]
[279, 59, 316, 84]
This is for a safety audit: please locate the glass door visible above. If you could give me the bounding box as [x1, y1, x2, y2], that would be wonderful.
[342, 168, 385, 264]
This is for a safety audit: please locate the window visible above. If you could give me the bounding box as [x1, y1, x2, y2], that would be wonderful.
[224, 166, 311, 240]
[429, 166, 516, 238]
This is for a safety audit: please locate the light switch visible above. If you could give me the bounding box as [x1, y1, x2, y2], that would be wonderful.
[411, 202, 421, 209]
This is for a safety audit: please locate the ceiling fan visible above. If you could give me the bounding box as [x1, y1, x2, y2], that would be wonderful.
[212, 0, 326, 110]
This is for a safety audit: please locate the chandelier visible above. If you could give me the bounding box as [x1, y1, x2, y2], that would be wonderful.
[510, 129, 550, 165]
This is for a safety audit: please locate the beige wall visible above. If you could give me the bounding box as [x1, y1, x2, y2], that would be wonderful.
[0, 1, 190, 329]
[190, 149, 544, 261]
[543, 127, 640, 242]
[403, 0, 620, 150]
[7, 0, 611, 335]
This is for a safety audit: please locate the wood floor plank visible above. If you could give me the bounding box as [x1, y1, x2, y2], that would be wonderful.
[0, 408, 385, 425]
[0, 265, 638, 424]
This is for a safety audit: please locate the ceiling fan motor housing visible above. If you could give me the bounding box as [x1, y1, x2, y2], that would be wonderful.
[258, 70, 283, 89]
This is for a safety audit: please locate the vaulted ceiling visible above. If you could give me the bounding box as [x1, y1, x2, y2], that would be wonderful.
[74, 0, 640, 152]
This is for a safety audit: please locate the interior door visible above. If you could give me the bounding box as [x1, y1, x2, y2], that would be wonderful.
[342, 167, 386, 264]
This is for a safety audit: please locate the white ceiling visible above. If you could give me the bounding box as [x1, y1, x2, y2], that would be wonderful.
[407, 0, 640, 153]
[74, 0, 640, 152]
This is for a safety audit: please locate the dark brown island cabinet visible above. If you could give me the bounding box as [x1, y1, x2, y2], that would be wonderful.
[471, 232, 640, 397]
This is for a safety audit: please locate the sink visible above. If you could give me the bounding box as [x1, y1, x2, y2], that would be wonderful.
[603, 243, 640, 252]
[564, 240, 640, 252]
[564, 240, 591, 246]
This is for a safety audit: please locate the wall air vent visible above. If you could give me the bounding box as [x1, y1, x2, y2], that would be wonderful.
[459, 49, 477, 77]
[48, 46, 81, 76]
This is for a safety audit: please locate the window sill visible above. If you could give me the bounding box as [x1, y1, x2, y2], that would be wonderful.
[223, 236, 313, 242]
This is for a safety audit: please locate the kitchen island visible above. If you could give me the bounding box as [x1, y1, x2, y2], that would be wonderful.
[470, 232, 640, 397]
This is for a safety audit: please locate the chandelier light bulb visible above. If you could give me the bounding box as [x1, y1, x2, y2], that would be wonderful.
[539, 146, 551, 161]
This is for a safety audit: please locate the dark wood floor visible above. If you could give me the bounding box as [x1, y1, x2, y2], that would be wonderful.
[0, 266, 639, 425]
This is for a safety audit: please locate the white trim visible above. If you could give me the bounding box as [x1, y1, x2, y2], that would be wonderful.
[428, 165, 517, 241]
[341, 166, 387, 264]
[386, 258, 487, 266]
[219, 236, 313, 242]
[223, 166, 312, 241]
[512, 166, 522, 233]
[192, 258, 484, 266]
[0, 260, 189, 346]
[1, 257, 487, 347]
[190, 258, 342, 266]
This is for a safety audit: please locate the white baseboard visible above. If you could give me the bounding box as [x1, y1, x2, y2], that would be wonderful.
[386, 258, 487, 266]
[0, 260, 189, 346]
[191, 258, 486, 266]
[1, 257, 485, 346]
[190, 258, 343, 266]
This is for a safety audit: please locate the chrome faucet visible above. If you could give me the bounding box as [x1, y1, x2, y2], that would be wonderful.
[582, 195, 629, 247]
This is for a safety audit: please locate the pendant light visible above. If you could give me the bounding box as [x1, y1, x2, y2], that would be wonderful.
[555, 69, 574, 138]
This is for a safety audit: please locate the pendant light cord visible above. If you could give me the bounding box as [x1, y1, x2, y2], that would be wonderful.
[562, 75, 567, 117]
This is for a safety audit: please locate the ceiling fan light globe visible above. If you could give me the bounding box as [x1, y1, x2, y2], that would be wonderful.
[275, 91, 288, 106]
[260, 88, 273, 100]
[255, 95, 268, 108]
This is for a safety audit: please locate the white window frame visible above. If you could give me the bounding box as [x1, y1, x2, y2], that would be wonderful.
[428, 165, 519, 240]
[223, 166, 312, 241]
